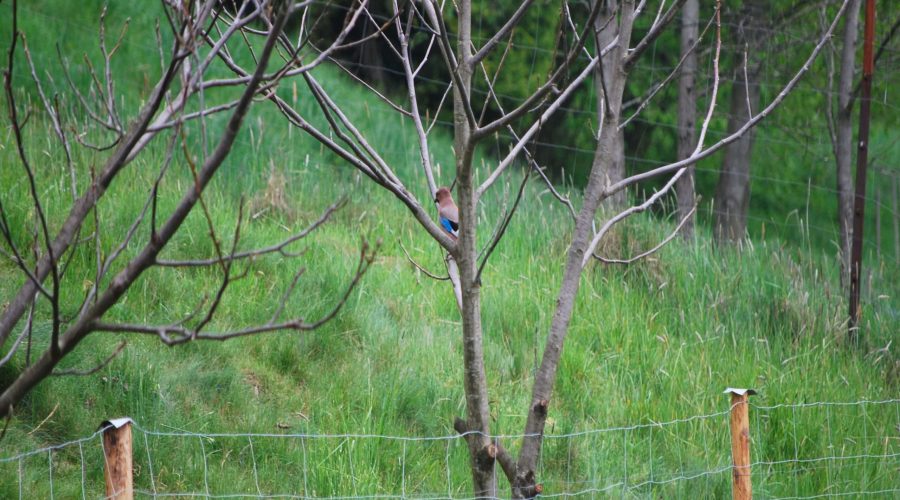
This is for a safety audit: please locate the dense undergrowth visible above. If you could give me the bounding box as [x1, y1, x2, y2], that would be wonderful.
[0, 1, 897, 498]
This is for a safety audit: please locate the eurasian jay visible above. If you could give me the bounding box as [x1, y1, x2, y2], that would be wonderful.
[435, 187, 459, 240]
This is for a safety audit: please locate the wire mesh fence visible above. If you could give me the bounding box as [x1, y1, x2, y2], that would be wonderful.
[2, 397, 897, 499]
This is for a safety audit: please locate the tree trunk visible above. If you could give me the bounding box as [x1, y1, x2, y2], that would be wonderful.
[835, 0, 861, 287]
[513, 2, 635, 496]
[594, 0, 626, 207]
[714, 1, 765, 244]
[676, 0, 699, 238]
[452, 0, 496, 496]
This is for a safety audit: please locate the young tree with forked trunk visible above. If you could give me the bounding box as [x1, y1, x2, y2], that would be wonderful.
[218, 0, 846, 494]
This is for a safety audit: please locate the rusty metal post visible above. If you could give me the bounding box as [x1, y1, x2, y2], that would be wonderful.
[725, 388, 755, 500]
[101, 418, 134, 500]
[849, 0, 877, 338]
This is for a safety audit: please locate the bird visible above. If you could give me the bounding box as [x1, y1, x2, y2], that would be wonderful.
[434, 187, 459, 240]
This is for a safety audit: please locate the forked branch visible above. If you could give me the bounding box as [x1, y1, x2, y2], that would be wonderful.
[92, 240, 380, 345]
[603, 0, 851, 198]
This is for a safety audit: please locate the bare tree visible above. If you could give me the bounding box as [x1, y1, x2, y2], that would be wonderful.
[825, 3, 900, 291]
[212, 0, 847, 495]
[0, 0, 376, 417]
[676, 0, 700, 238]
[713, 0, 767, 244]
[826, 0, 862, 287]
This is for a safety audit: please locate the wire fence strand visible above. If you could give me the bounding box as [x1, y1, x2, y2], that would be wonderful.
[1, 397, 896, 499]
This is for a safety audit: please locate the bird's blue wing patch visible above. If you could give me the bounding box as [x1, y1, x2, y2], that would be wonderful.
[440, 217, 458, 236]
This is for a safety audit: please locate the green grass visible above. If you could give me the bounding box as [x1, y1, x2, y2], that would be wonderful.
[1, 1, 898, 498]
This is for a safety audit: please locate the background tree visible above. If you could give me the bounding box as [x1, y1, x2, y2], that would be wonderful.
[830, 0, 862, 287]
[713, 0, 768, 243]
[676, 0, 700, 237]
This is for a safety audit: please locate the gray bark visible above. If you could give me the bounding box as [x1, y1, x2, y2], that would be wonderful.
[675, 0, 699, 238]
[835, 0, 861, 287]
[512, 1, 635, 496]
[452, 0, 496, 495]
[594, 0, 627, 207]
[714, 1, 766, 244]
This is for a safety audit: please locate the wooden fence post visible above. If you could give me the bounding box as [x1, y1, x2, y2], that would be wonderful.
[100, 417, 134, 500]
[724, 388, 755, 500]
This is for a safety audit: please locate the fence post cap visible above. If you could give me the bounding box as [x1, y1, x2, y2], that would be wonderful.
[99, 417, 134, 431]
[723, 388, 757, 396]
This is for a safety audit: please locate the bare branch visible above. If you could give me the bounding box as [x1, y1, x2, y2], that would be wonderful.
[420, 0, 478, 130]
[21, 37, 76, 200]
[691, 0, 722, 155]
[189, 194, 247, 335]
[4, 2, 61, 352]
[98, 5, 129, 133]
[0, 26, 187, 350]
[57, 46, 122, 135]
[585, 168, 688, 268]
[0, 293, 37, 369]
[157, 198, 345, 267]
[473, 0, 604, 139]
[328, 8, 401, 52]
[79, 129, 181, 318]
[476, 168, 530, 284]
[270, 267, 307, 324]
[603, 0, 850, 198]
[51, 341, 126, 377]
[146, 99, 243, 132]
[92, 240, 380, 346]
[198, 0, 370, 89]
[593, 203, 697, 265]
[394, 0, 439, 196]
[245, 69, 455, 249]
[470, 0, 536, 65]
[619, 9, 716, 130]
[625, 0, 688, 69]
[494, 440, 517, 485]
[475, 48, 577, 219]
[0, 200, 52, 300]
[476, 44, 613, 199]
[399, 239, 451, 281]
[320, 57, 412, 117]
[0, 0, 291, 415]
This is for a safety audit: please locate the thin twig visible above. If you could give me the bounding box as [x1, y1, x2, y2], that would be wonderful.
[399, 239, 450, 281]
[51, 341, 127, 377]
[619, 10, 716, 130]
[92, 240, 381, 345]
[603, 0, 850, 198]
[593, 204, 697, 265]
[624, 0, 688, 69]
[157, 198, 346, 267]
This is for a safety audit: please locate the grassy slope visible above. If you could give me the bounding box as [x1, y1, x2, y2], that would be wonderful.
[0, 1, 897, 498]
